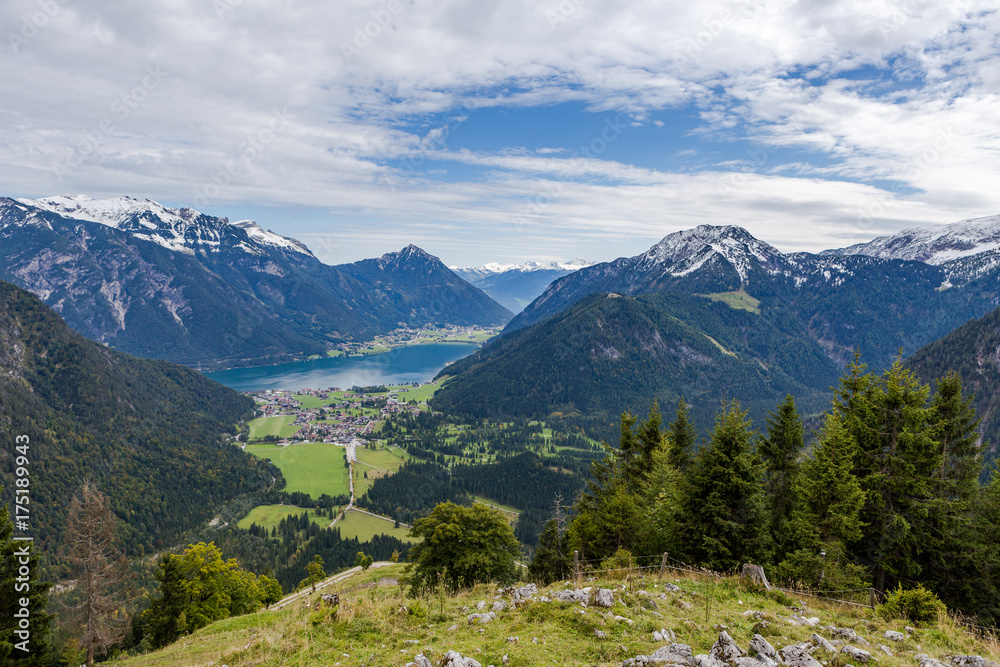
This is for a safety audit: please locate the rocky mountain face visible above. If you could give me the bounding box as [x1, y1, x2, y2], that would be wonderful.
[450, 260, 592, 314]
[0, 196, 510, 368]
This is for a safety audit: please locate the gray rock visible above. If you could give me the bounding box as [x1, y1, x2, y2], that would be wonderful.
[679, 601, 693, 610]
[664, 582, 682, 592]
[553, 589, 589, 603]
[830, 627, 869, 646]
[693, 655, 728, 667]
[444, 650, 482, 667]
[884, 631, 905, 642]
[516, 583, 537, 597]
[879, 645, 894, 657]
[842, 646, 873, 663]
[475, 600, 487, 610]
[736, 658, 776, 667]
[614, 614, 635, 626]
[466, 611, 496, 624]
[491, 600, 508, 612]
[405, 655, 433, 667]
[447, 624, 459, 631]
[917, 655, 949, 667]
[595, 630, 608, 639]
[710, 630, 746, 667]
[596, 588, 615, 608]
[654, 628, 677, 643]
[906, 626, 918, 634]
[750, 635, 778, 662]
[951, 657, 1000, 667]
[779, 644, 823, 667]
[506, 636, 518, 644]
[809, 634, 837, 655]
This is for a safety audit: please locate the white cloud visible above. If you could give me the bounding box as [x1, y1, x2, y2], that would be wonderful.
[1, 0, 998, 264]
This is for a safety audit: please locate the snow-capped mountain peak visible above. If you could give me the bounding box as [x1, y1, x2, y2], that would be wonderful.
[641, 224, 787, 281]
[17, 194, 313, 258]
[450, 259, 594, 279]
[825, 214, 1000, 265]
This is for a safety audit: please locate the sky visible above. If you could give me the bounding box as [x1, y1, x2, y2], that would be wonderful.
[2, 0, 999, 267]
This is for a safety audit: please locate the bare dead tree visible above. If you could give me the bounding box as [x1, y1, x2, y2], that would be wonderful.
[61, 482, 133, 667]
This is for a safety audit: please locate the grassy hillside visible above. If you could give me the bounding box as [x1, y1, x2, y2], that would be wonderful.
[114, 563, 999, 667]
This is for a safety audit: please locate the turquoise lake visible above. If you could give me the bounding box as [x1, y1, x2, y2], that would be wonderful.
[202, 342, 479, 392]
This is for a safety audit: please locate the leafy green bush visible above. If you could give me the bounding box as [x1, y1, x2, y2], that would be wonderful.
[877, 584, 946, 625]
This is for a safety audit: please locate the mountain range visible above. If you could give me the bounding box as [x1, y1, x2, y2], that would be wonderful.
[0, 195, 511, 369]
[435, 217, 1000, 438]
[450, 260, 593, 313]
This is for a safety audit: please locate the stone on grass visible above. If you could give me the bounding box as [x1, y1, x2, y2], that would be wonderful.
[809, 634, 837, 655]
[709, 630, 746, 667]
[779, 644, 823, 667]
[750, 635, 778, 663]
[884, 631, 905, 642]
[596, 588, 615, 608]
[917, 655, 949, 667]
[405, 655, 433, 667]
[951, 657, 1000, 667]
[443, 650, 482, 667]
[842, 645, 873, 663]
[467, 611, 496, 624]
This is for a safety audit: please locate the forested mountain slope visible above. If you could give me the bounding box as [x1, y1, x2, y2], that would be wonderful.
[0, 280, 274, 565]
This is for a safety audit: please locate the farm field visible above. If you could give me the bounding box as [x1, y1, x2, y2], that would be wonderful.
[245, 443, 351, 498]
[393, 380, 442, 404]
[336, 509, 414, 543]
[236, 504, 330, 531]
[354, 445, 408, 496]
[247, 415, 301, 440]
[473, 496, 521, 518]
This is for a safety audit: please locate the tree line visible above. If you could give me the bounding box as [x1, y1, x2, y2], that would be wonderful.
[531, 356, 1000, 625]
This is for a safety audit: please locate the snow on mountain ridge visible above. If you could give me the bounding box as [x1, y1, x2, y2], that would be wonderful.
[450, 259, 594, 277]
[825, 213, 1000, 265]
[18, 194, 313, 257]
[641, 224, 788, 282]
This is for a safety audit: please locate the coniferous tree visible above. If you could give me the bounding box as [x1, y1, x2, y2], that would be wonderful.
[60, 483, 133, 667]
[1, 491, 52, 666]
[930, 372, 981, 500]
[777, 412, 867, 589]
[680, 401, 769, 571]
[837, 356, 941, 597]
[667, 398, 697, 472]
[529, 519, 571, 584]
[760, 394, 804, 556]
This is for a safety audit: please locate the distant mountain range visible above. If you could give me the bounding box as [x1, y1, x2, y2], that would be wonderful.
[0, 195, 510, 369]
[435, 218, 1000, 435]
[450, 260, 593, 313]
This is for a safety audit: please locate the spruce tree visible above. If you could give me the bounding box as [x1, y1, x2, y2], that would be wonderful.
[838, 356, 941, 597]
[529, 519, 571, 584]
[760, 394, 804, 556]
[777, 411, 867, 589]
[0, 488, 52, 666]
[668, 399, 697, 472]
[680, 401, 768, 571]
[930, 372, 981, 498]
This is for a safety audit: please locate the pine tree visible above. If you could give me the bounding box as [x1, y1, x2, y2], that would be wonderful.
[760, 394, 804, 556]
[668, 398, 697, 472]
[60, 483, 133, 667]
[930, 372, 981, 499]
[680, 401, 769, 571]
